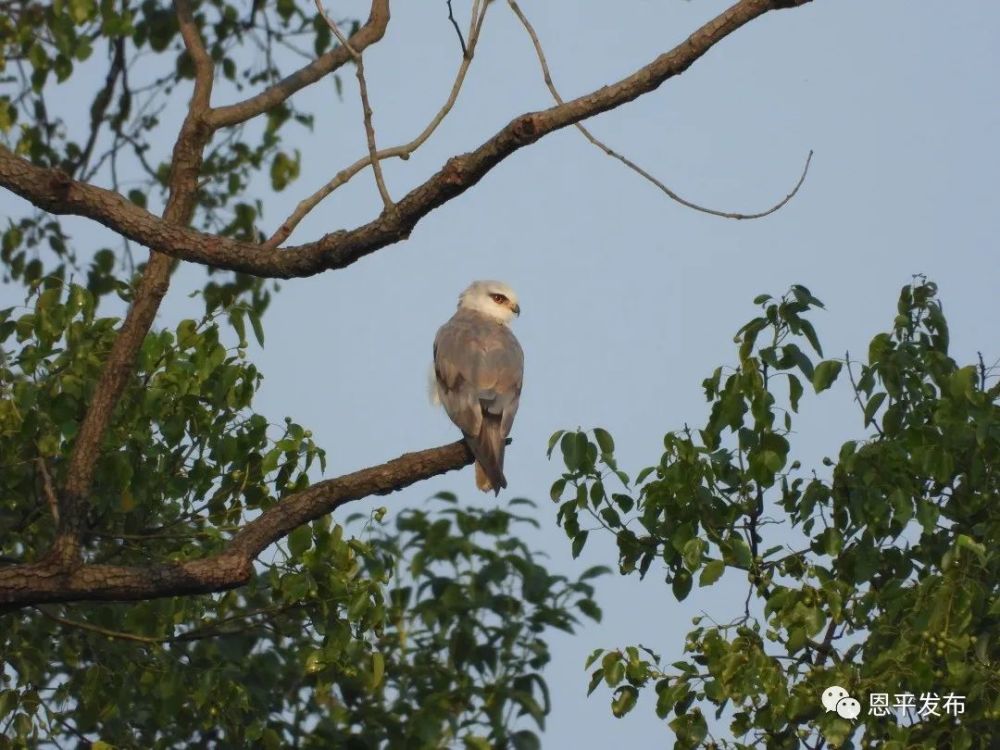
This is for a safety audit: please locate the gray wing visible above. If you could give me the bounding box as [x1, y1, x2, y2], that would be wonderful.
[434, 311, 523, 491]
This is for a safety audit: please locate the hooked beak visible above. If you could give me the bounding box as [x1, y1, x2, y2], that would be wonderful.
[512, 303, 521, 317]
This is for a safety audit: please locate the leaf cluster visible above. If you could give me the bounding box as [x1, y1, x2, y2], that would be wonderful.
[551, 280, 1000, 749]
[0, 278, 603, 748]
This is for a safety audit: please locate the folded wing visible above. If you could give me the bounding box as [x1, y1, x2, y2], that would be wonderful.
[434, 310, 523, 493]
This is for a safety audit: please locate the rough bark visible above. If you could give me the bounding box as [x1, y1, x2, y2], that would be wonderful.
[0, 0, 815, 607]
[0, 441, 473, 606]
[0, 0, 814, 280]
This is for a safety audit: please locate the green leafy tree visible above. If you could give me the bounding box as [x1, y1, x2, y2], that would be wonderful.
[0, 282, 602, 747]
[1, 0, 819, 745]
[554, 280, 999, 749]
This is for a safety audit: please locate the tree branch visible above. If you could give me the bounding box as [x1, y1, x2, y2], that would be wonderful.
[0, 440, 474, 606]
[50, 0, 218, 564]
[34, 457, 59, 524]
[71, 37, 126, 178]
[314, 0, 394, 209]
[446, 0, 469, 59]
[0, 0, 815, 280]
[507, 0, 811, 221]
[264, 0, 488, 247]
[207, 0, 390, 129]
[175, 0, 214, 112]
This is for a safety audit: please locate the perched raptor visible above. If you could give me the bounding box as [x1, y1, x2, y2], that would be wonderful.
[433, 280, 524, 495]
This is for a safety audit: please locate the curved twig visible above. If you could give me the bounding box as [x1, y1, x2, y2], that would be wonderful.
[446, 0, 469, 58]
[0, 0, 816, 279]
[265, 0, 488, 247]
[208, 0, 390, 128]
[508, 0, 812, 221]
[314, 0, 394, 210]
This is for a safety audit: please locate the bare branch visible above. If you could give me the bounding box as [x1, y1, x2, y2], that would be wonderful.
[0, 440, 475, 606]
[72, 38, 126, 178]
[1, 0, 814, 280]
[208, 0, 390, 129]
[34, 458, 59, 524]
[265, 0, 488, 247]
[35, 606, 165, 644]
[314, 0, 394, 210]
[508, 0, 812, 221]
[446, 0, 469, 58]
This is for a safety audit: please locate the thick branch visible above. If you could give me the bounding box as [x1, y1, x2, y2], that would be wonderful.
[207, 0, 390, 129]
[0, 441, 474, 606]
[265, 0, 488, 247]
[0, 0, 815, 280]
[52, 0, 218, 561]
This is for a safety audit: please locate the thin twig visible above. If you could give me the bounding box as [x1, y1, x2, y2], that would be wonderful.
[446, 0, 468, 58]
[35, 457, 59, 524]
[314, 0, 394, 210]
[1, 0, 815, 280]
[844, 351, 884, 437]
[507, 0, 812, 221]
[72, 37, 125, 178]
[35, 606, 164, 644]
[34, 603, 286, 644]
[266, 0, 488, 246]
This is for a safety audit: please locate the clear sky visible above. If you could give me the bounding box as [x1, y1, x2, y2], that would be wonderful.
[3, 0, 999, 745]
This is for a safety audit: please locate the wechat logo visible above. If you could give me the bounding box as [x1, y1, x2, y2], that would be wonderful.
[821, 685, 861, 720]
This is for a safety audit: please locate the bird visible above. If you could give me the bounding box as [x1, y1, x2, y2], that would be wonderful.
[432, 280, 524, 495]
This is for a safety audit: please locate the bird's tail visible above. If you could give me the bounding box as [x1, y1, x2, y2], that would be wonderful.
[469, 417, 507, 496]
[475, 461, 497, 493]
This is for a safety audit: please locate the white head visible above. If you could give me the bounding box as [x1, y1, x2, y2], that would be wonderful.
[457, 280, 521, 325]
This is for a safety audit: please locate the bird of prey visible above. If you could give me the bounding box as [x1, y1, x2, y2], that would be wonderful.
[433, 280, 524, 495]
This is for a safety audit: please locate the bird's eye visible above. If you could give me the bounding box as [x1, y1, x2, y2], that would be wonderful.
[491, 293, 508, 304]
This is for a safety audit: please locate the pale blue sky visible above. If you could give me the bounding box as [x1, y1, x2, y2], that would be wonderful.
[3, 0, 998, 745]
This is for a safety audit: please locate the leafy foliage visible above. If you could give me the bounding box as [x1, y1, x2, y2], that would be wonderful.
[552, 280, 999, 748]
[0, 280, 603, 747]
[0, 0, 340, 309]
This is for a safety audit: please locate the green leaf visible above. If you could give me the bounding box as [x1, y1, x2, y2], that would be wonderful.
[788, 373, 803, 412]
[287, 525, 311, 558]
[863, 391, 886, 426]
[799, 318, 823, 356]
[0, 690, 17, 719]
[587, 669, 604, 696]
[560, 432, 579, 471]
[672, 570, 692, 601]
[698, 560, 725, 587]
[511, 731, 541, 750]
[956, 534, 986, 563]
[261, 448, 281, 474]
[547, 430, 565, 458]
[812, 359, 842, 393]
[248, 310, 265, 346]
[602, 654, 625, 687]
[370, 652, 385, 689]
[727, 537, 753, 569]
[611, 686, 638, 718]
[571, 531, 589, 559]
[580, 565, 612, 581]
[593, 427, 614, 454]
